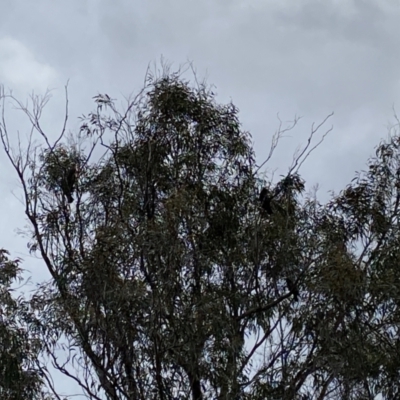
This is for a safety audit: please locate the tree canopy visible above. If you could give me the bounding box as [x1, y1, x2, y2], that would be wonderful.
[1, 66, 400, 399]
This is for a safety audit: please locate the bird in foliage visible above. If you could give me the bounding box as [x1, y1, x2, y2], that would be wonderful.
[61, 165, 77, 203]
[259, 177, 298, 217]
[259, 187, 273, 215]
[286, 277, 299, 301]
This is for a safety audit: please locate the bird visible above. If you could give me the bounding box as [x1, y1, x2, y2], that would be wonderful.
[61, 165, 77, 203]
[286, 277, 299, 301]
[259, 187, 273, 215]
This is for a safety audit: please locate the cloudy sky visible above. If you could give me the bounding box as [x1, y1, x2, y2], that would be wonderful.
[0, 0, 399, 398]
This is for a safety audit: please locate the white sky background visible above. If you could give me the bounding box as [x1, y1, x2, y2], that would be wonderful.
[0, 0, 399, 398]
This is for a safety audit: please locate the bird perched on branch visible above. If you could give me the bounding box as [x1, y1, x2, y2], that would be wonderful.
[259, 187, 286, 216]
[60, 165, 77, 203]
[259, 187, 273, 215]
[286, 277, 299, 301]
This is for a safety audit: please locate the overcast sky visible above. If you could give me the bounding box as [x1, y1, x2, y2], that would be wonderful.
[0, 0, 398, 398]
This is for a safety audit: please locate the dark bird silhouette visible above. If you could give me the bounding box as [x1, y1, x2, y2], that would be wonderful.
[259, 187, 273, 215]
[61, 165, 77, 203]
[286, 277, 299, 301]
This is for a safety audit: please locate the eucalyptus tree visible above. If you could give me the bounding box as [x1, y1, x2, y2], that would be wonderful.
[4, 66, 399, 399]
[0, 249, 52, 399]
